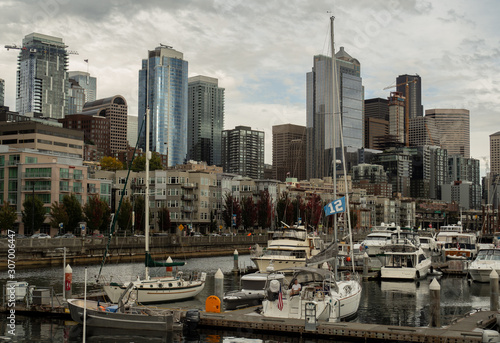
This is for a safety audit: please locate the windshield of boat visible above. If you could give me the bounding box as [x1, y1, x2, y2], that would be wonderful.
[264, 250, 307, 258]
[364, 235, 391, 241]
[476, 249, 500, 261]
[272, 229, 307, 241]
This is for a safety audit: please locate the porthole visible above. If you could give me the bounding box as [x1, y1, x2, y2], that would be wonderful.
[168, 283, 173, 287]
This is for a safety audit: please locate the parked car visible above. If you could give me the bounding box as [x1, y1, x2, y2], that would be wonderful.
[92, 233, 104, 238]
[31, 233, 51, 239]
[134, 234, 145, 238]
[15, 234, 27, 239]
[55, 233, 75, 238]
[209, 233, 221, 237]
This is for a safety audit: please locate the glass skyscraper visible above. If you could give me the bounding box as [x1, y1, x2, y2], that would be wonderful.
[16, 33, 69, 118]
[0, 78, 4, 106]
[138, 46, 188, 167]
[187, 75, 225, 166]
[68, 71, 97, 113]
[306, 47, 363, 179]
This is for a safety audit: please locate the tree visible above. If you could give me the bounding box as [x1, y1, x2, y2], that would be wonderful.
[0, 202, 17, 231]
[222, 193, 241, 229]
[241, 196, 257, 230]
[116, 197, 133, 233]
[134, 196, 145, 232]
[63, 194, 83, 232]
[275, 192, 295, 226]
[305, 193, 322, 229]
[132, 153, 163, 172]
[291, 195, 306, 225]
[100, 156, 123, 171]
[49, 202, 69, 232]
[158, 206, 171, 232]
[257, 190, 273, 229]
[209, 210, 218, 233]
[83, 195, 111, 233]
[22, 196, 46, 235]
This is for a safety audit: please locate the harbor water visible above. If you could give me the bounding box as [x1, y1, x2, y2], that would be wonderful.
[0, 255, 493, 342]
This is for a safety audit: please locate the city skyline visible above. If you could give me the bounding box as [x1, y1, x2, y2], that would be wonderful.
[0, 1, 498, 172]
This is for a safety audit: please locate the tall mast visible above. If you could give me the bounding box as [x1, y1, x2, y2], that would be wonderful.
[330, 15, 338, 276]
[145, 107, 150, 280]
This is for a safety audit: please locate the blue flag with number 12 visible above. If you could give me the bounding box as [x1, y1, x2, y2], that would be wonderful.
[324, 197, 346, 216]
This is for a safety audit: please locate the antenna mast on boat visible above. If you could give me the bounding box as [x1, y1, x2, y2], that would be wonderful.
[145, 107, 151, 280]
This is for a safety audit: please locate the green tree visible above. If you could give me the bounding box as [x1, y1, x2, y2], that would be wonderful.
[49, 202, 69, 232]
[22, 196, 46, 235]
[131, 153, 163, 172]
[83, 195, 111, 233]
[241, 196, 257, 229]
[100, 156, 124, 171]
[209, 210, 218, 233]
[222, 193, 241, 229]
[158, 206, 171, 232]
[0, 202, 17, 231]
[63, 194, 83, 232]
[257, 190, 273, 229]
[134, 196, 145, 232]
[116, 197, 133, 233]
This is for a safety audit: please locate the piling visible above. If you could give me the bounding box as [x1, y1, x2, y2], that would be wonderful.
[429, 278, 441, 327]
[363, 252, 369, 277]
[232, 250, 239, 273]
[214, 268, 224, 312]
[490, 269, 499, 311]
[166, 256, 173, 277]
[64, 264, 72, 300]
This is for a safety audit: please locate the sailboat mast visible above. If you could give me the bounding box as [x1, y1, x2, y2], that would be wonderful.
[145, 107, 150, 280]
[330, 15, 338, 275]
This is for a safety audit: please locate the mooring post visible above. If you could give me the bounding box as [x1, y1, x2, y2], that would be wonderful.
[363, 252, 369, 277]
[490, 269, 499, 311]
[233, 249, 239, 273]
[166, 256, 173, 277]
[64, 264, 72, 300]
[429, 278, 441, 327]
[214, 268, 224, 312]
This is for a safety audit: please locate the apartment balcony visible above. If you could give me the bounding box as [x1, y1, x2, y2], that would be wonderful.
[182, 194, 196, 201]
[88, 186, 98, 194]
[23, 185, 51, 192]
[60, 186, 70, 192]
[182, 206, 197, 213]
[23, 172, 52, 179]
[73, 174, 84, 180]
[182, 183, 196, 189]
[73, 187, 83, 193]
[60, 172, 72, 179]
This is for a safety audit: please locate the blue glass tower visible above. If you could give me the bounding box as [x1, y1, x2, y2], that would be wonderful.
[138, 46, 188, 167]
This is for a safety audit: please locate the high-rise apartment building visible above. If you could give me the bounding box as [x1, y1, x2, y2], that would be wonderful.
[138, 46, 188, 167]
[272, 124, 306, 182]
[396, 74, 423, 119]
[490, 131, 500, 176]
[16, 33, 69, 118]
[187, 75, 224, 166]
[409, 116, 440, 147]
[364, 98, 389, 149]
[388, 92, 405, 144]
[222, 126, 264, 180]
[306, 47, 363, 179]
[68, 71, 97, 114]
[0, 78, 4, 106]
[425, 109, 470, 158]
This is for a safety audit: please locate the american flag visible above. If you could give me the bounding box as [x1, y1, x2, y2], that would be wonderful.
[277, 284, 284, 311]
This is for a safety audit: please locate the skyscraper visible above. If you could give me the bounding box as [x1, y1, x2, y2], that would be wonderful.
[306, 47, 363, 179]
[16, 33, 69, 118]
[388, 92, 405, 144]
[364, 98, 389, 149]
[272, 124, 306, 181]
[187, 75, 225, 166]
[425, 109, 470, 158]
[138, 46, 188, 167]
[396, 74, 423, 119]
[0, 78, 4, 106]
[222, 126, 264, 180]
[68, 71, 97, 113]
[491, 131, 500, 176]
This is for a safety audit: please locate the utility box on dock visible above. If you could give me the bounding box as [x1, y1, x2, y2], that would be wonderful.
[32, 289, 51, 305]
[4, 281, 28, 301]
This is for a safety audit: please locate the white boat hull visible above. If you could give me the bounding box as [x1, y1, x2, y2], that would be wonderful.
[380, 260, 431, 280]
[251, 256, 307, 272]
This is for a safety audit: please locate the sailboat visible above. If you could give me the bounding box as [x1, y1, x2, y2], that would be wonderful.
[262, 16, 362, 321]
[101, 108, 206, 304]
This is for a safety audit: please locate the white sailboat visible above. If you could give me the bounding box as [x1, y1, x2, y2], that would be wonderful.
[262, 15, 361, 322]
[102, 108, 206, 304]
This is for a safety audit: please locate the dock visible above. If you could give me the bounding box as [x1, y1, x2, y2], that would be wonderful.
[200, 306, 499, 342]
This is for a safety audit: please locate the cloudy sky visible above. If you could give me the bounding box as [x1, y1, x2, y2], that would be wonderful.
[0, 0, 498, 173]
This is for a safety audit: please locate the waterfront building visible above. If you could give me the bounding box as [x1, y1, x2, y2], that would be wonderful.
[138, 45, 188, 167]
[222, 126, 264, 180]
[272, 123, 306, 182]
[447, 155, 481, 209]
[441, 180, 477, 210]
[0, 78, 4, 106]
[16, 33, 69, 118]
[187, 75, 225, 166]
[425, 109, 470, 158]
[0, 145, 111, 234]
[396, 74, 423, 119]
[306, 47, 363, 179]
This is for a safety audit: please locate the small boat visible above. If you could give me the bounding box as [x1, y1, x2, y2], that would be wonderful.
[261, 267, 362, 321]
[380, 227, 431, 280]
[419, 235, 438, 258]
[250, 224, 324, 272]
[359, 223, 398, 268]
[224, 271, 286, 310]
[468, 248, 500, 282]
[435, 222, 478, 260]
[67, 298, 177, 331]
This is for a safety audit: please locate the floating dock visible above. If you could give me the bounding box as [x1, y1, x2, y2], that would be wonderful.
[200, 306, 498, 343]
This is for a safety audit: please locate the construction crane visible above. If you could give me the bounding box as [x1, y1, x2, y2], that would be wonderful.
[4, 44, 78, 54]
[384, 77, 418, 147]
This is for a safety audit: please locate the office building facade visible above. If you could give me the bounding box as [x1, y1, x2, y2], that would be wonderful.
[388, 92, 405, 144]
[16, 33, 69, 118]
[138, 46, 188, 167]
[0, 78, 4, 106]
[272, 123, 306, 181]
[68, 71, 97, 103]
[222, 126, 264, 180]
[425, 109, 470, 158]
[187, 75, 225, 166]
[396, 74, 423, 119]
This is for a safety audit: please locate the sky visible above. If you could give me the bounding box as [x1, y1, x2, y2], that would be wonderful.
[0, 0, 499, 174]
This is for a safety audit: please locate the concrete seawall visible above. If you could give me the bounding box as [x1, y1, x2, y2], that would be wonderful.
[0, 235, 268, 270]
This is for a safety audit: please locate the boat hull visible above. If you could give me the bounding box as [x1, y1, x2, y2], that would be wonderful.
[251, 256, 307, 272]
[67, 299, 173, 331]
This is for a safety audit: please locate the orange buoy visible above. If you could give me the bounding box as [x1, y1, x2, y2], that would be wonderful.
[205, 295, 221, 313]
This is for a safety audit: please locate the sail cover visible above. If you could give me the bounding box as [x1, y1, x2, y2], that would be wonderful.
[145, 252, 185, 268]
[305, 242, 338, 266]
